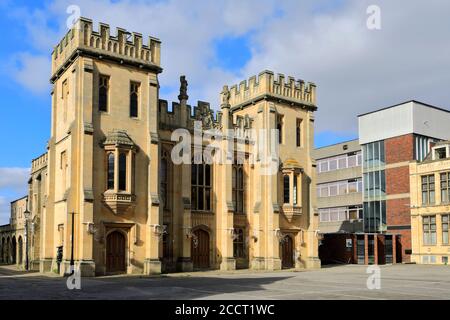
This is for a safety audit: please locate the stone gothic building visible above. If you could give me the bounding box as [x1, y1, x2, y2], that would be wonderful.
[1, 17, 321, 276]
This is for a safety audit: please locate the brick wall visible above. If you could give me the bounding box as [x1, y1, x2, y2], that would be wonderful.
[385, 134, 415, 164]
[386, 166, 410, 195]
[385, 134, 415, 263]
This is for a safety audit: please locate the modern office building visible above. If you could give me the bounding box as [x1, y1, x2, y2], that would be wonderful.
[358, 100, 450, 262]
[314, 139, 363, 234]
[410, 141, 450, 265]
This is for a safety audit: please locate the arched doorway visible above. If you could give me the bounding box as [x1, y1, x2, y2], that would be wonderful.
[18, 237, 23, 265]
[106, 231, 126, 273]
[0, 238, 4, 263]
[191, 229, 210, 269]
[281, 235, 294, 269]
[6, 238, 10, 264]
[11, 237, 16, 265]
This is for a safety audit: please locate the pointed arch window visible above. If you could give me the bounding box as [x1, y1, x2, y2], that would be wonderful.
[99, 75, 109, 112]
[130, 82, 139, 118]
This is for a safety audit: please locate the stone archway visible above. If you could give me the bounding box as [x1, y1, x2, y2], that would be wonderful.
[0, 238, 4, 263]
[6, 237, 10, 264]
[11, 237, 17, 265]
[18, 236, 23, 265]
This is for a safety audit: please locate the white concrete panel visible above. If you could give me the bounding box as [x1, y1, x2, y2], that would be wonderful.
[359, 101, 450, 144]
[412, 103, 450, 141]
[358, 102, 414, 144]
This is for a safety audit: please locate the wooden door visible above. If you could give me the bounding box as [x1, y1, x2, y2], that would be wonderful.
[106, 231, 126, 273]
[192, 229, 210, 269]
[281, 236, 294, 269]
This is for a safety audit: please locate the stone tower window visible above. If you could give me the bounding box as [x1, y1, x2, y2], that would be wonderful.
[130, 82, 140, 118]
[296, 119, 302, 147]
[99, 75, 109, 112]
[277, 114, 284, 144]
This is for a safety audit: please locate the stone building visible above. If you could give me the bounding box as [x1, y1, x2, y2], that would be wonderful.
[410, 141, 450, 265]
[0, 196, 27, 268]
[1, 17, 321, 276]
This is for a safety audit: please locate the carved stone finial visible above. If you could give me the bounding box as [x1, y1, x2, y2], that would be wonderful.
[178, 75, 188, 101]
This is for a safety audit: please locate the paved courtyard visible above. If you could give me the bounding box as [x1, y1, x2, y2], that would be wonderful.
[0, 264, 449, 300]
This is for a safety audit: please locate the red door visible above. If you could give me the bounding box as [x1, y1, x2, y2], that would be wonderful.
[106, 231, 126, 273]
[282, 236, 294, 269]
[192, 229, 210, 269]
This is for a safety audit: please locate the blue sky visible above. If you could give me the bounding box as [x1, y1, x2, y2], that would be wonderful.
[0, 0, 449, 224]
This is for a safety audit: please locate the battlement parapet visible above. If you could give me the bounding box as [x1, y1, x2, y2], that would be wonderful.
[31, 152, 48, 174]
[223, 70, 316, 109]
[51, 17, 161, 81]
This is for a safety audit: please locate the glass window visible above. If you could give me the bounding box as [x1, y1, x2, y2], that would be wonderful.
[422, 175, 435, 205]
[160, 158, 168, 209]
[423, 215, 437, 245]
[118, 153, 127, 191]
[348, 181, 357, 193]
[320, 161, 328, 173]
[283, 175, 290, 204]
[277, 115, 283, 144]
[347, 155, 356, 168]
[319, 209, 329, 222]
[296, 119, 302, 147]
[329, 158, 337, 171]
[192, 163, 212, 211]
[107, 153, 114, 190]
[99, 75, 109, 112]
[233, 165, 245, 213]
[130, 82, 139, 118]
[320, 186, 328, 198]
[443, 215, 449, 245]
[329, 184, 338, 197]
[338, 182, 347, 195]
[440, 173, 449, 203]
[293, 175, 298, 205]
[338, 156, 347, 169]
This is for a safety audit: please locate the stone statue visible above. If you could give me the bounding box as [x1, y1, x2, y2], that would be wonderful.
[222, 85, 230, 106]
[178, 75, 189, 101]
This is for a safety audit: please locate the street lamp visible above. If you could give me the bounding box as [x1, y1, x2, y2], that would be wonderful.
[23, 204, 31, 271]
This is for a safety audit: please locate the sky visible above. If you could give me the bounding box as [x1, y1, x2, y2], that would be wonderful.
[1, 0, 450, 224]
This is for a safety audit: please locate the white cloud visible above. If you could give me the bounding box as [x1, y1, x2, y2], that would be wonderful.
[0, 196, 10, 226]
[0, 167, 30, 193]
[6, 0, 450, 136]
[241, 0, 450, 133]
[10, 53, 51, 95]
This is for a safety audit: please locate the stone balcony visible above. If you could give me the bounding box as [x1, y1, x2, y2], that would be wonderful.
[282, 204, 302, 222]
[103, 191, 136, 215]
